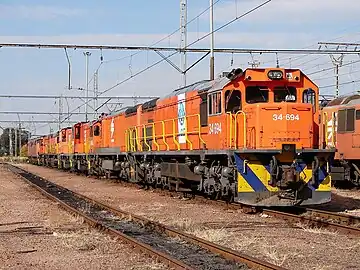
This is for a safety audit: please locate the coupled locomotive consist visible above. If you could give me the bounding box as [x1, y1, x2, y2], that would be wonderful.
[321, 94, 360, 187]
[28, 67, 334, 207]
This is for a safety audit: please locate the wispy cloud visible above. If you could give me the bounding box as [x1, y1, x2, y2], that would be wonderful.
[0, 4, 86, 20]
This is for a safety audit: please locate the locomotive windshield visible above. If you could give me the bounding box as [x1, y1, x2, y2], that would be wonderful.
[245, 86, 269, 104]
[274, 86, 297, 102]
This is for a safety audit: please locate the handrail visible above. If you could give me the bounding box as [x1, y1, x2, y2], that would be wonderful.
[135, 126, 142, 151]
[125, 113, 206, 152]
[182, 116, 193, 150]
[172, 119, 181, 150]
[194, 114, 206, 148]
[161, 121, 170, 150]
[323, 112, 328, 148]
[226, 112, 233, 148]
[129, 128, 134, 151]
[68, 139, 72, 154]
[143, 125, 151, 151]
[125, 130, 129, 151]
[152, 123, 160, 151]
[331, 111, 335, 147]
[234, 110, 247, 148]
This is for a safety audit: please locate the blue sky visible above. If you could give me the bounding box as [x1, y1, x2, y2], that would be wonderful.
[0, 0, 360, 134]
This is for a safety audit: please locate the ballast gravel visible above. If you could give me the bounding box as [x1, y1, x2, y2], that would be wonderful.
[0, 165, 167, 270]
[17, 163, 360, 270]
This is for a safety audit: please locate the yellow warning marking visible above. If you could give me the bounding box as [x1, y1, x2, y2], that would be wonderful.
[299, 167, 312, 184]
[237, 172, 255, 192]
[248, 163, 278, 192]
[300, 165, 331, 191]
[318, 175, 331, 191]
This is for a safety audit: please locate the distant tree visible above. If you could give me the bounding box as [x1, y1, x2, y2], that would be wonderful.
[0, 128, 30, 156]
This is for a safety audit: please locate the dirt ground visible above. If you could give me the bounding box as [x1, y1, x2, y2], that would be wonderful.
[0, 165, 167, 270]
[330, 188, 360, 216]
[17, 163, 360, 270]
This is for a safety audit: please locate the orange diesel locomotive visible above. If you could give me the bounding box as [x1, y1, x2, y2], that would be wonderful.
[28, 67, 334, 207]
[320, 94, 360, 186]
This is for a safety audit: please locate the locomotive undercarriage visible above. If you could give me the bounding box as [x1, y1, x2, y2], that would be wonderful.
[92, 153, 238, 202]
[331, 159, 360, 188]
[28, 149, 333, 206]
[30, 152, 238, 202]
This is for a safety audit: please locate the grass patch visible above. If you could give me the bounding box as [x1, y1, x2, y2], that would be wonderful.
[295, 222, 338, 235]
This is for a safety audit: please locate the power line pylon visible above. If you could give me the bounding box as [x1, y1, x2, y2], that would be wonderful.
[318, 42, 360, 97]
[180, 0, 187, 86]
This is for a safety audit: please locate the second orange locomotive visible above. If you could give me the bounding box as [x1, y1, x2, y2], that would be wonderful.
[28, 67, 334, 207]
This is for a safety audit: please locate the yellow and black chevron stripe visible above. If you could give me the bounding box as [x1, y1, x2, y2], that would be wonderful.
[234, 154, 331, 193]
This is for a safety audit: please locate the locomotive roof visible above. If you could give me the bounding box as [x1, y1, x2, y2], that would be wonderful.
[100, 75, 231, 119]
[325, 93, 360, 107]
[163, 76, 231, 99]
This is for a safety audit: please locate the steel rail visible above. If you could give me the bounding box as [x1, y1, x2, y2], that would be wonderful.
[7, 163, 285, 270]
[71, 193, 285, 270]
[11, 160, 360, 238]
[6, 164, 194, 270]
[262, 209, 360, 236]
[296, 207, 360, 226]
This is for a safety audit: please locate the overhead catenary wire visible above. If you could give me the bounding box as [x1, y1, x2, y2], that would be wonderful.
[62, 0, 273, 123]
[86, 0, 224, 87]
[260, 24, 360, 66]
[308, 59, 360, 75]
[319, 78, 360, 89]
[186, 0, 272, 49]
[314, 68, 360, 81]
[97, 0, 273, 111]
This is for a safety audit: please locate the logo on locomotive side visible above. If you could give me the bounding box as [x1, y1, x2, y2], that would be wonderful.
[177, 93, 186, 144]
[178, 103, 185, 125]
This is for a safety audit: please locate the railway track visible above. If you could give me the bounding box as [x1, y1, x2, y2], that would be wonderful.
[300, 207, 360, 226]
[261, 207, 360, 236]
[173, 193, 360, 236]
[13, 162, 360, 237]
[177, 193, 360, 236]
[6, 163, 285, 270]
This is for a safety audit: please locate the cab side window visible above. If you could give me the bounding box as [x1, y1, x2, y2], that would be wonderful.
[338, 108, 355, 133]
[303, 88, 316, 111]
[225, 90, 241, 113]
[356, 110, 360, 120]
[62, 131, 66, 142]
[208, 91, 222, 115]
[74, 126, 81, 139]
[94, 125, 101, 136]
[199, 93, 208, 127]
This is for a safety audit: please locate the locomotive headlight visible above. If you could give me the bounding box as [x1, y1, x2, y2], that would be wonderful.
[282, 144, 295, 152]
[268, 70, 283, 80]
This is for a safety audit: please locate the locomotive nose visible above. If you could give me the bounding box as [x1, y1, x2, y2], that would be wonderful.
[256, 102, 314, 150]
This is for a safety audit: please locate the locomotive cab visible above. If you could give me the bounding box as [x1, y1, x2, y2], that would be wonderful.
[221, 68, 334, 206]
